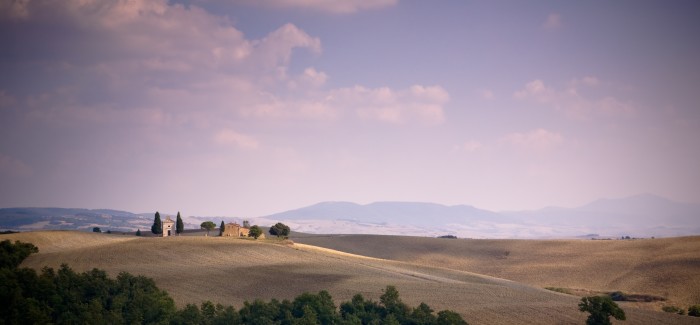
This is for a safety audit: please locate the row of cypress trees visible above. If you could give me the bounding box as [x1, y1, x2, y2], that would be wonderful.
[151, 211, 184, 235]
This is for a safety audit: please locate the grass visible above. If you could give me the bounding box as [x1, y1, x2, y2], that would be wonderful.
[5, 231, 699, 325]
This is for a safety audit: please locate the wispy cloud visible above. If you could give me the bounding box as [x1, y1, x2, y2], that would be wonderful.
[542, 13, 562, 29]
[0, 154, 33, 178]
[230, 0, 399, 14]
[214, 129, 260, 149]
[477, 89, 495, 100]
[514, 78, 635, 119]
[331, 85, 449, 125]
[502, 129, 564, 151]
[458, 140, 483, 153]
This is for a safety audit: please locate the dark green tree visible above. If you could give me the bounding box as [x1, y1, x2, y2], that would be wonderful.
[92, 227, 101, 233]
[176, 212, 184, 235]
[578, 296, 626, 325]
[0, 240, 38, 269]
[151, 211, 163, 235]
[437, 310, 468, 325]
[201, 221, 216, 236]
[410, 302, 436, 324]
[243, 220, 250, 228]
[249, 225, 263, 239]
[219, 221, 226, 236]
[136, 229, 142, 236]
[269, 222, 291, 238]
[292, 291, 337, 324]
[380, 285, 410, 322]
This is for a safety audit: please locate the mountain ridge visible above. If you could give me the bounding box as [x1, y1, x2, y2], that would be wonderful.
[1, 194, 698, 238]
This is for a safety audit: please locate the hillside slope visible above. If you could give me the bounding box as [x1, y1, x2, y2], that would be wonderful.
[5, 231, 696, 324]
[292, 234, 700, 308]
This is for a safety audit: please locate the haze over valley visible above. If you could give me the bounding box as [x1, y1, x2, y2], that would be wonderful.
[2, 193, 698, 239]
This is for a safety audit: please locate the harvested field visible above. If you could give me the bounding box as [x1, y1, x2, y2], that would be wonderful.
[4, 231, 697, 324]
[292, 234, 700, 308]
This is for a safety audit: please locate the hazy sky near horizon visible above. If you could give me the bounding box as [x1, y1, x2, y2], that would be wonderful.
[1, 0, 699, 217]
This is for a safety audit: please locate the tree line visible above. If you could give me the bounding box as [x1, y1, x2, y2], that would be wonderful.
[0, 239, 467, 324]
[148, 212, 291, 240]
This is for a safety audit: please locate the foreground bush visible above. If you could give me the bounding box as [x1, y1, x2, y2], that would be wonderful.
[0, 239, 468, 325]
[689, 305, 700, 317]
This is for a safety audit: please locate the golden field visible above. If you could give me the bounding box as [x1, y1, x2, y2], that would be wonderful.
[4, 231, 699, 324]
[293, 235, 700, 307]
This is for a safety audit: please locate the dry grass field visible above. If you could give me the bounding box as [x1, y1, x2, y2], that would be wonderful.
[292, 235, 700, 308]
[4, 231, 698, 324]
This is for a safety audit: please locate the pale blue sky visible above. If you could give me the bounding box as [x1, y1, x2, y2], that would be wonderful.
[1, 0, 698, 217]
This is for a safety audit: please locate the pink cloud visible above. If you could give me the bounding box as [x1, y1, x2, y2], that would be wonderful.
[543, 13, 562, 29]
[503, 129, 564, 151]
[232, 0, 399, 14]
[214, 129, 260, 149]
[330, 85, 449, 125]
[0, 154, 33, 178]
[514, 78, 636, 119]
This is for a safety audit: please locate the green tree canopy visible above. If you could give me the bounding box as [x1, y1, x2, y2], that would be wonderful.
[135, 229, 142, 236]
[249, 225, 263, 239]
[151, 211, 163, 235]
[200, 221, 216, 236]
[92, 227, 101, 233]
[0, 239, 38, 269]
[269, 222, 291, 238]
[578, 296, 626, 325]
[176, 212, 184, 235]
[219, 221, 225, 236]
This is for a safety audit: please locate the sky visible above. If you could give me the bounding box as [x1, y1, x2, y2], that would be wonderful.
[1, 0, 699, 217]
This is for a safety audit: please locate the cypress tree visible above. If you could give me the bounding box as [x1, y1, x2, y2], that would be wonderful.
[151, 211, 163, 235]
[219, 221, 225, 236]
[176, 212, 184, 235]
[136, 229, 141, 236]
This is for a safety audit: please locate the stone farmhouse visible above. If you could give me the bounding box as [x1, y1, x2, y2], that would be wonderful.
[222, 222, 264, 239]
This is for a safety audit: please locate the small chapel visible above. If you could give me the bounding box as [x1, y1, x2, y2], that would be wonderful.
[162, 216, 175, 237]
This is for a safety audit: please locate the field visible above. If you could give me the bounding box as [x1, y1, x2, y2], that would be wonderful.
[292, 235, 700, 307]
[5, 231, 699, 324]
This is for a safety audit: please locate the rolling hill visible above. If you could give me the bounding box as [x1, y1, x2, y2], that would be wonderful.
[292, 234, 700, 307]
[4, 231, 698, 324]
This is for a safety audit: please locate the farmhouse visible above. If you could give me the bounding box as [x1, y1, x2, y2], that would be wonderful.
[222, 222, 264, 238]
[162, 216, 175, 237]
[222, 223, 249, 237]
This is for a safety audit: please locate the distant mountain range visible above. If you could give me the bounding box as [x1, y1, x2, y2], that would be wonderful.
[262, 194, 700, 238]
[1, 194, 698, 238]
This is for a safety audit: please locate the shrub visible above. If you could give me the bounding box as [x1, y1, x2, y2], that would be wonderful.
[545, 287, 572, 295]
[689, 305, 700, 317]
[579, 296, 625, 325]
